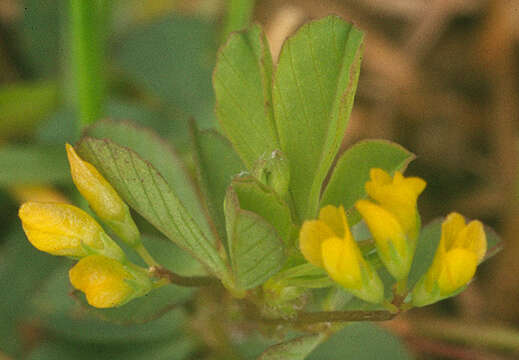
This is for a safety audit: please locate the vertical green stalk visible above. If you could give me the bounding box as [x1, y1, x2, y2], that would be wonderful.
[222, 0, 255, 40]
[70, 0, 108, 129]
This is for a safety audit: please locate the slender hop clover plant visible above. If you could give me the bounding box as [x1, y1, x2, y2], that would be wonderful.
[18, 15, 501, 358]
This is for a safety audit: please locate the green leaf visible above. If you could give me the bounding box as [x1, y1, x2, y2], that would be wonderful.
[84, 120, 216, 244]
[231, 176, 294, 246]
[0, 145, 69, 186]
[407, 219, 442, 289]
[114, 15, 216, 129]
[77, 137, 230, 283]
[273, 16, 364, 222]
[307, 323, 411, 360]
[321, 140, 415, 224]
[190, 122, 244, 240]
[225, 187, 285, 289]
[484, 225, 503, 261]
[258, 334, 325, 360]
[214, 23, 279, 168]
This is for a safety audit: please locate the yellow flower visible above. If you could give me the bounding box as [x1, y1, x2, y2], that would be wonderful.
[19, 202, 104, 257]
[66, 144, 140, 246]
[69, 255, 152, 308]
[355, 169, 426, 280]
[19, 202, 125, 261]
[412, 212, 487, 307]
[299, 205, 384, 303]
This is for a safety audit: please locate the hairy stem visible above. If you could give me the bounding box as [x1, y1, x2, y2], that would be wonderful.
[263, 310, 396, 325]
[150, 266, 219, 287]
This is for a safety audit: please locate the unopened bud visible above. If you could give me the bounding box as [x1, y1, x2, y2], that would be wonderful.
[66, 144, 140, 246]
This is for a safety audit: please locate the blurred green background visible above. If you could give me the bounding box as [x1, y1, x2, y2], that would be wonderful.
[1, 0, 519, 359]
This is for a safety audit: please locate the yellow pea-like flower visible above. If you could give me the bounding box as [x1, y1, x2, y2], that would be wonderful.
[69, 255, 152, 308]
[19, 202, 125, 261]
[412, 212, 487, 307]
[355, 169, 426, 280]
[19, 202, 104, 257]
[364, 169, 426, 241]
[66, 144, 140, 247]
[299, 205, 384, 304]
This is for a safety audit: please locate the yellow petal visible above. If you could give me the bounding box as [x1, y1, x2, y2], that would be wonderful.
[321, 237, 362, 289]
[440, 212, 466, 251]
[66, 144, 125, 222]
[437, 248, 477, 295]
[19, 202, 103, 257]
[318, 205, 345, 237]
[369, 168, 392, 185]
[403, 176, 427, 195]
[355, 200, 406, 257]
[454, 220, 487, 263]
[356, 200, 410, 279]
[365, 169, 426, 238]
[299, 220, 335, 267]
[69, 255, 133, 308]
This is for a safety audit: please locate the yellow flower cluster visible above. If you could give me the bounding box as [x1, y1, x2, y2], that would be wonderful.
[299, 168, 487, 307]
[19, 144, 151, 308]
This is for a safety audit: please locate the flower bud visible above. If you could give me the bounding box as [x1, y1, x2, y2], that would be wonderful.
[19, 202, 103, 257]
[66, 144, 140, 246]
[299, 205, 384, 304]
[69, 255, 152, 308]
[19, 202, 125, 261]
[412, 212, 487, 307]
[252, 150, 290, 198]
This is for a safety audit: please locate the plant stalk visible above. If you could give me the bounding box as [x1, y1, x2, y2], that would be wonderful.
[70, 0, 108, 130]
[150, 266, 220, 288]
[264, 310, 396, 325]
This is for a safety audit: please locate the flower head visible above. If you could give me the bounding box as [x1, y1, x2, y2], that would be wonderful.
[355, 169, 426, 280]
[69, 254, 152, 308]
[412, 212, 487, 307]
[299, 205, 384, 303]
[66, 144, 140, 246]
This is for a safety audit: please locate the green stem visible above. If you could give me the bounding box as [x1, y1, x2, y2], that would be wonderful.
[70, 0, 108, 130]
[150, 266, 220, 288]
[396, 278, 408, 296]
[222, 0, 255, 40]
[135, 244, 159, 267]
[263, 310, 395, 325]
